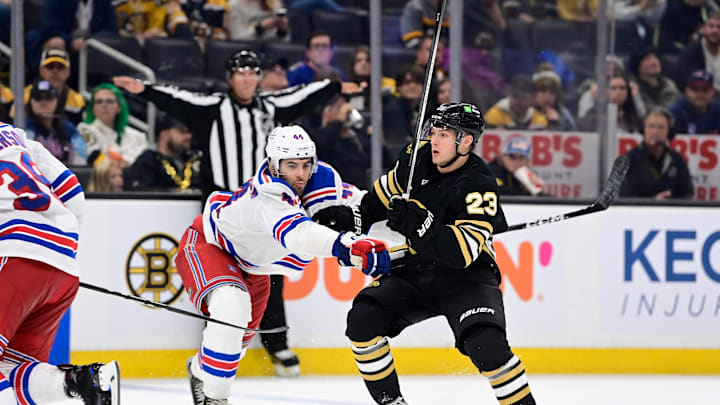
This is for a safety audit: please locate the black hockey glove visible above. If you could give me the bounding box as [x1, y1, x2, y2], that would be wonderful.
[387, 198, 436, 247]
[312, 205, 362, 234]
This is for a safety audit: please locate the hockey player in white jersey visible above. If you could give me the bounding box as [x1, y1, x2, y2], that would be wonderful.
[0, 122, 120, 405]
[176, 125, 391, 405]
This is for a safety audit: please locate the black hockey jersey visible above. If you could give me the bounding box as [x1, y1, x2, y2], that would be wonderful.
[361, 142, 508, 272]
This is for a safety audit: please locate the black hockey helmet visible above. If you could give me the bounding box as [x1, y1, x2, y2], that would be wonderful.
[423, 102, 485, 145]
[225, 50, 261, 78]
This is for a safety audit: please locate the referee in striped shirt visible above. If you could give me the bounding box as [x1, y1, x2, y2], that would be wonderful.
[114, 50, 364, 200]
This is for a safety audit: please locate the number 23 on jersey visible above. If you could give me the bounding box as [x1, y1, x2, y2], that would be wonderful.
[465, 192, 497, 216]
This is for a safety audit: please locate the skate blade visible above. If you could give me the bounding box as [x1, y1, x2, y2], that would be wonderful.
[273, 363, 300, 378]
[98, 360, 121, 405]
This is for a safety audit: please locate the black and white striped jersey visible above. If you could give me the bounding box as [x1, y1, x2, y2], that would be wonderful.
[139, 79, 341, 198]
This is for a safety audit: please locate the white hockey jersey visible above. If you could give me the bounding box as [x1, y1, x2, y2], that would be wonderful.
[0, 123, 84, 276]
[202, 160, 360, 276]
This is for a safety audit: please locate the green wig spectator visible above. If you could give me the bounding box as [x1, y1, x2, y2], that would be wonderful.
[84, 83, 129, 141]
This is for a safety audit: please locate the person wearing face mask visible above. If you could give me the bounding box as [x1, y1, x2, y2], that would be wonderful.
[24, 79, 87, 165]
[620, 108, 694, 199]
[77, 83, 148, 166]
[113, 49, 363, 201]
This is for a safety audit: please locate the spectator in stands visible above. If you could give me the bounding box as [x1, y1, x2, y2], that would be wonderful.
[610, 0, 666, 25]
[228, 0, 290, 42]
[125, 116, 200, 191]
[502, 0, 559, 20]
[401, 0, 506, 49]
[489, 134, 546, 196]
[284, 0, 341, 13]
[579, 73, 644, 134]
[678, 11, 720, 91]
[24, 80, 87, 165]
[415, 35, 447, 82]
[114, 0, 194, 41]
[382, 64, 425, 157]
[400, 0, 450, 49]
[346, 45, 389, 111]
[88, 155, 125, 192]
[556, 0, 598, 21]
[533, 65, 577, 131]
[13, 49, 86, 125]
[485, 75, 548, 130]
[181, 0, 230, 40]
[620, 108, 694, 199]
[657, 0, 714, 54]
[259, 56, 290, 92]
[287, 30, 347, 86]
[428, 78, 451, 114]
[77, 83, 148, 166]
[629, 47, 681, 111]
[308, 95, 390, 188]
[25, 0, 118, 77]
[577, 55, 642, 120]
[670, 69, 720, 134]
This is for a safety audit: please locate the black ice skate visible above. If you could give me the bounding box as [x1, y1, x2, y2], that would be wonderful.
[269, 349, 300, 377]
[187, 357, 205, 405]
[61, 361, 120, 405]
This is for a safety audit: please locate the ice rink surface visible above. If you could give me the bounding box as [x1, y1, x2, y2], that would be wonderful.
[66, 374, 720, 405]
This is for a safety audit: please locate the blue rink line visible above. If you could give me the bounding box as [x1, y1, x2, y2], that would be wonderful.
[123, 384, 369, 405]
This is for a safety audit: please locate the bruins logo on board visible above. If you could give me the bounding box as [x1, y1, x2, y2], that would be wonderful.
[125, 233, 183, 306]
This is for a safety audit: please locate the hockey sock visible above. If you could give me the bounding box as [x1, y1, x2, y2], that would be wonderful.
[482, 355, 535, 405]
[9, 362, 68, 404]
[198, 286, 251, 400]
[350, 336, 404, 404]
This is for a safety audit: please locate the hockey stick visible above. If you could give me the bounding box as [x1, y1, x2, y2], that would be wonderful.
[403, 0, 448, 200]
[497, 155, 630, 234]
[79, 282, 288, 334]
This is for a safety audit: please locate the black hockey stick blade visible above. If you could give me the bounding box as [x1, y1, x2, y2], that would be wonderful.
[595, 154, 630, 209]
[79, 282, 288, 334]
[499, 155, 630, 234]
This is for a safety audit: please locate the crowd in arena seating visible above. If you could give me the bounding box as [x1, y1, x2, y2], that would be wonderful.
[0, 0, 716, 199]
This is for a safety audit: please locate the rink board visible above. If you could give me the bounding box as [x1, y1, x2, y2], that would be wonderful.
[69, 200, 720, 376]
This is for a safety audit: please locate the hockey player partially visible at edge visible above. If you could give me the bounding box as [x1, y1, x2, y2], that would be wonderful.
[176, 125, 392, 405]
[0, 122, 120, 405]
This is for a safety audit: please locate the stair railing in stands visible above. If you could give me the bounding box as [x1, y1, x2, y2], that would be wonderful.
[79, 38, 157, 143]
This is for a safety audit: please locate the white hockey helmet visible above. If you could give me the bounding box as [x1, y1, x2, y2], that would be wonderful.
[265, 125, 318, 176]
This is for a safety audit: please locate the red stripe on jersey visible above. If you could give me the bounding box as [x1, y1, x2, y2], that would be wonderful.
[54, 176, 79, 197]
[0, 225, 78, 250]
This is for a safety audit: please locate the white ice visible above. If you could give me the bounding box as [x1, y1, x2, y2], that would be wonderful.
[60, 374, 720, 404]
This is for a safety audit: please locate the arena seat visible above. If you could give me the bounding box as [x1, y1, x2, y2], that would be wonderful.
[264, 42, 307, 68]
[382, 46, 416, 79]
[530, 19, 590, 53]
[144, 38, 204, 80]
[85, 36, 143, 87]
[312, 10, 365, 45]
[287, 7, 312, 44]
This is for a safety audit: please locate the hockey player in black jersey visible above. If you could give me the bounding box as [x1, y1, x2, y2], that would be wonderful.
[330, 103, 536, 405]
